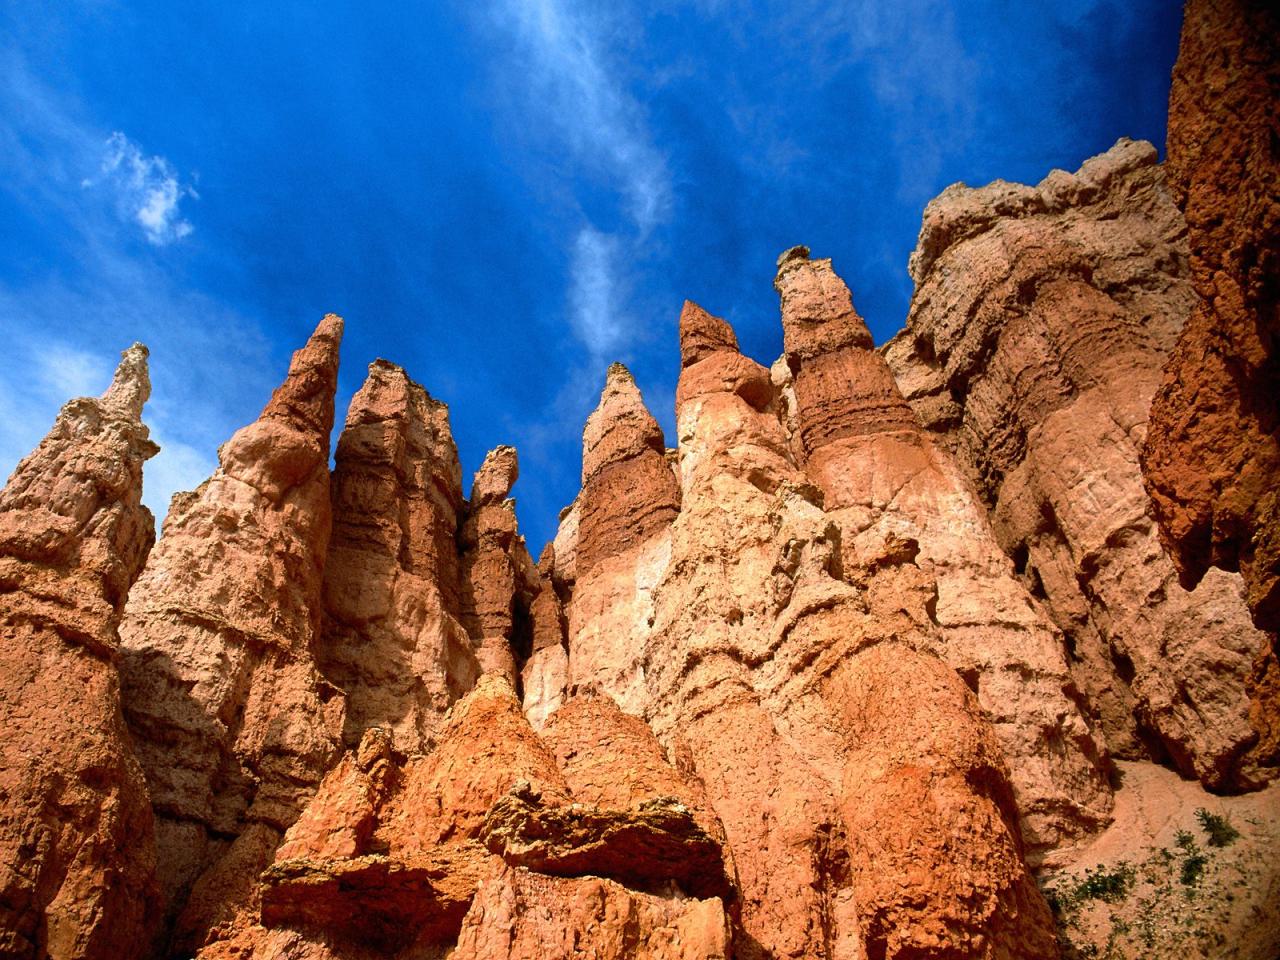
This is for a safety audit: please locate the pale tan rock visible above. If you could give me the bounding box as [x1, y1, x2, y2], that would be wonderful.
[318, 360, 478, 756]
[779, 250, 1112, 857]
[452, 864, 731, 960]
[118, 316, 347, 952]
[0, 345, 159, 959]
[552, 295, 1069, 957]
[887, 138, 1278, 791]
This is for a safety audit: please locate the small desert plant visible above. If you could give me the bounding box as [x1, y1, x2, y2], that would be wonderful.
[1175, 830, 1207, 888]
[1195, 808, 1240, 847]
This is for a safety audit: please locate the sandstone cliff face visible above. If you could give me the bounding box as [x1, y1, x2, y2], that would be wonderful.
[1142, 0, 1280, 635]
[118, 317, 347, 953]
[0, 346, 158, 959]
[776, 248, 1111, 858]
[318, 359, 478, 756]
[884, 139, 1278, 792]
[5, 5, 1279, 955]
[539, 284, 1070, 957]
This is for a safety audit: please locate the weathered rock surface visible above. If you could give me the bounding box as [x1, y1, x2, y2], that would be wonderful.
[7, 7, 1278, 955]
[207, 674, 733, 957]
[318, 359, 478, 756]
[833, 644, 1060, 960]
[0, 346, 159, 959]
[453, 865, 731, 960]
[459, 446, 547, 685]
[549, 288, 1071, 957]
[886, 139, 1278, 792]
[118, 316, 347, 953]
[1142, 0, 1280, 634]
[778, 249, 1112, 858]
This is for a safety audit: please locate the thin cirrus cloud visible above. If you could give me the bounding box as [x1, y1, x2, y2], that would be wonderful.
[83, 131, 198, 246]
[490, 0, 671, 367]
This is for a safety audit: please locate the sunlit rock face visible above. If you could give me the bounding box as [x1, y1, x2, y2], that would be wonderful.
[318, 358, 478, 758]
[886, 138, 1278, 794]
[0, 345, 159, 960]
[117, 316, 348, 955]
[3, 5, 1279, 957]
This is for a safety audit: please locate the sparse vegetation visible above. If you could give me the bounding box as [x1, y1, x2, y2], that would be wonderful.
[1175, 829, 1207, 890]
[1194, 808, 1240, 847]
[1043, 807, 1263, 960]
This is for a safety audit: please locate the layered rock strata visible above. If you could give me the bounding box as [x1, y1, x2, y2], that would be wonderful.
[0, 347, 159, 959]
[1141, 0, 1280, 636]
[318, 359, 478, 755]
[200, 676, 734, 958]
[5, 5, 1279, 952]
[775, 247, 1112, 856]
[885, 138, 1278, 791]
[538, 290, 1071, 957]
[118, 317, 348, 953]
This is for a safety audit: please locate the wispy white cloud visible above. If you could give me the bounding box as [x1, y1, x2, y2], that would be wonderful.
[84, 131, 197, 245]
[485, 0, 674, 377]
[497, 0, 671, 234]
[568, 227, 628, 362]
[0, 51, 271, 527]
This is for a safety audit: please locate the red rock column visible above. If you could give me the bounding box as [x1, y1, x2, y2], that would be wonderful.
[563, 365, 681, 713]
[318, 359, 478, 755]
[118, 316, 347, 954]
[0, 345, 160, 959]
[1143, 0, 1280, 634]
[460, 445, 544, 683]
[776, 247, 1112, 856]
[577, 363, 681, 576]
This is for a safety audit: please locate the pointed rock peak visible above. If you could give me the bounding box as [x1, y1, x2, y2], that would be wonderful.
[775, 244, 811, 274]
[472, 445, 519, 506]
[261, 312, 345, 439]
[605, 361, 635, 387]
[345, 358, 448, 428]
[582, 363, 665, 483]
[679, 301, 739, 368]
[773, 249, 873, 360]
[100, 342, 151, 420]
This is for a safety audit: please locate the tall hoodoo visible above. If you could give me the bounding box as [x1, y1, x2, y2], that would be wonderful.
[0, 345, 159, 959]
[460, 443, 546, 683]
[577, 363, 682, 576]
[776, 247, 1112, 856]
[318, 359, 478, 756]
[118, 315, 347, 953]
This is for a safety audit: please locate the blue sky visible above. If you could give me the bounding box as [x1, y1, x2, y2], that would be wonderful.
[0, 1, 1182, 551]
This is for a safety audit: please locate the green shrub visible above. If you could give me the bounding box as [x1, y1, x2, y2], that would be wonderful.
[1195, 808, 1240, 847]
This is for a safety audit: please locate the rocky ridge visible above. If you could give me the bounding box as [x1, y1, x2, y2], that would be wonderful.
[0, 2, 1277, 956]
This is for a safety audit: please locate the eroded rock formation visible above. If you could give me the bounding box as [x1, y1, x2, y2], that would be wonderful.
[0, 347, 158, 959]
[885, 138, 1278, 793]
[4, 4, 1279, 956]
[1142, 0, 1280, 634]
[318, 359, 478, 755]
[118, 316, 348, 954]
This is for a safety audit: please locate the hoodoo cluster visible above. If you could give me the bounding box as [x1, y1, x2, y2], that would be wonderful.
[1, 1, 1277, 958]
